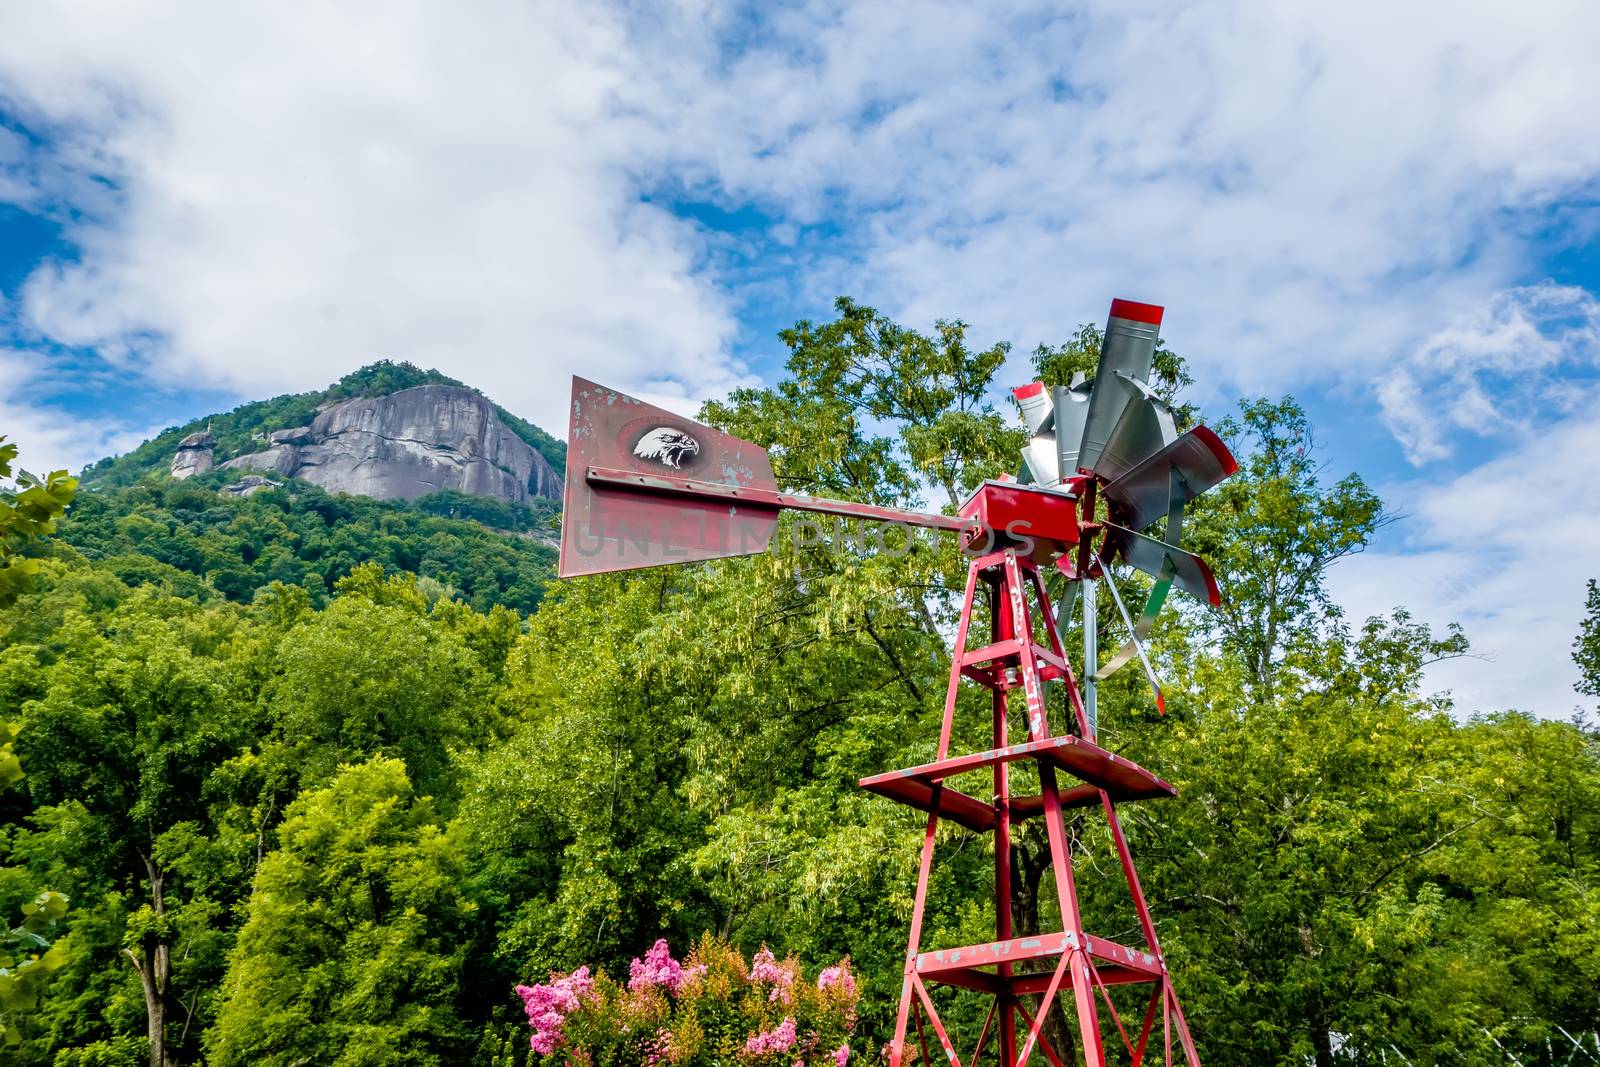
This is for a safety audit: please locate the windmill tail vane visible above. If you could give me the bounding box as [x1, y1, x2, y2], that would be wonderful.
[557, 298, 1237, 1067]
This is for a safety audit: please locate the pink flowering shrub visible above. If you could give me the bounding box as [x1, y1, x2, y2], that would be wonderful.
[515, 934, 864, 1065]
[515, 966, 595, 1056]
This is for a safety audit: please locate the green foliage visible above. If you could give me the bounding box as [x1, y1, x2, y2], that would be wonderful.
[0, 301, 1594, 1066]
[266, 565, 497, 796]
[57, 477, 555, 613]
[1185, 397, 1393, 701]
[78, 360, 565, 486]
[1577, 578, 1600, 700]
[0, 891, 70, 1048]
[0, 553, 516, 1065]
[706, 296, 1020, 510]
[205, 757, 475, 1066]
[0, 437, 78, 612]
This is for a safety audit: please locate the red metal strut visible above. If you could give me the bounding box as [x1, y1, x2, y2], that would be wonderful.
[859, 544, 1202, 1067]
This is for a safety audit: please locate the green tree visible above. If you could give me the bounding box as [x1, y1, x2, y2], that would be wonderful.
[708, 295, 1020, 511]
[15, 591, 260, 1067]
[1576, 578, 1600, 702]
[0, 437, 77, 612]
[205, 757, 474, 1066]
[0, 891, 69, 1050]
[8, 586, 259, 1067]
[0, 436, 77, 788]
[1185, 397, 1389, 702]
[264, 564, 495, 797]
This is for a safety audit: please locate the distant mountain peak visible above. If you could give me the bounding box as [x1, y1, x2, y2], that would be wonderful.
[83, 362, 566, 508]
[186, 383, 562, 504]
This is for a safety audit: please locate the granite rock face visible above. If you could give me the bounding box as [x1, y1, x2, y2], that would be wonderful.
[220, 475, 281, 497]
[216, 385, 562, 504]
[170, 431, 216, 480]
[267, 426, 315, 446]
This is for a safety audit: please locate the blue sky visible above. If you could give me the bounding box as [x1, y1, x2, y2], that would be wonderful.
[1, 1, 1598, 716]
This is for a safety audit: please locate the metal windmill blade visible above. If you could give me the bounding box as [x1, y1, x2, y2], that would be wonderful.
[1012, 298, 1238, 718]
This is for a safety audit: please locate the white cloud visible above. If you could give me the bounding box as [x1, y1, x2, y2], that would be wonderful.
[622, 0, 1600, 399]
[3, 1, 1599, 458]
[0, 350, 150, 474]
[1378, 283, 1600, 464]
[0, 1, 751, 460]
[1, 0, 1599, 717]
[1330, 400, 1600, 718]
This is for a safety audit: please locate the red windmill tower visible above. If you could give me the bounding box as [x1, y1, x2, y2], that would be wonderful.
[557, 298, 1236, 1066]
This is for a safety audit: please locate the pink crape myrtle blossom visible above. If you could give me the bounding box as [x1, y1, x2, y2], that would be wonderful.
[749, 947, 797, 1003]
[743, 1016, 798, 1057]
[629, 938, 687, 993]
[817, 962, 857, 998]
[748, 947, 785, 984]
[517, 936, 857, 1063]
[515, 965, 594, 1055]
[643, 1027, 676, 1067]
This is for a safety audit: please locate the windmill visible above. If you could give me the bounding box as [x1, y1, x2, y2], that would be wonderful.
[557, 298, 1235, 1066]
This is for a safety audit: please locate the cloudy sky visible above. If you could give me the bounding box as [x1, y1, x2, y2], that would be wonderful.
[1, 1, 1597, 716]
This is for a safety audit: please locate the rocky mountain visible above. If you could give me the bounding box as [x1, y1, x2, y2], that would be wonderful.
[171, 384, 562, 505]
[86, 361, 566, 508]
[170, 429, 217, 478]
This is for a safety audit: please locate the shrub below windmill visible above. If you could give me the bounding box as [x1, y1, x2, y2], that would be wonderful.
[515, 935, 862, 1066]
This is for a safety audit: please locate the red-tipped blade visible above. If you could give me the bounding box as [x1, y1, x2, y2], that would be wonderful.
[1101, 423, 1238, 531]
[559, 378, 780, 577]
[1100, 519, 1222, 607]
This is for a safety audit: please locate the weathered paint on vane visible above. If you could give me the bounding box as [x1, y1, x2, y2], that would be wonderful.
[559, 377, 780, 577]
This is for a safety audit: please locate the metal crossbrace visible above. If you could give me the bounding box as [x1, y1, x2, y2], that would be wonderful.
[1087, 954, 1136, 1058]
[1553, 1027, 1600, 1064]
[1017, 953, 1073, 1065]
[1132, 986, 1162, 1067]
[912, 973, 961, 1066]
[1164, 985, 1173, 1066]
[1094, 553, 1167, 713]
[913, 998, 933, 1066]
[969, 1000, 997, 1065]
[1014, 998, 1068, 1067]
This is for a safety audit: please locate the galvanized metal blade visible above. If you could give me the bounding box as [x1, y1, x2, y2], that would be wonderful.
[1100, 423, 1238, 532]
[1089, 376, 1179, 484]
[1052, 380, 1092, 484]
[1013, 379, 1091, 486]
[1014, 381, 1054, 434]
[1101, 519, 1221, 607]
[1055, 566, 1079, 636]
[1075, 299, 1163, 475]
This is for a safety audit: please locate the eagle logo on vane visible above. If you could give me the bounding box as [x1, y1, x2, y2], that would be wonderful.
[633, 427, 701, 469]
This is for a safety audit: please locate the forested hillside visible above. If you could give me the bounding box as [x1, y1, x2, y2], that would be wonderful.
[59, 474, 558, 613]
[1, 300, 1596, 1066]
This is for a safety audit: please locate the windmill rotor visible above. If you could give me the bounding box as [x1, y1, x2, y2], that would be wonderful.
[1011, 298, 1238, 716]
